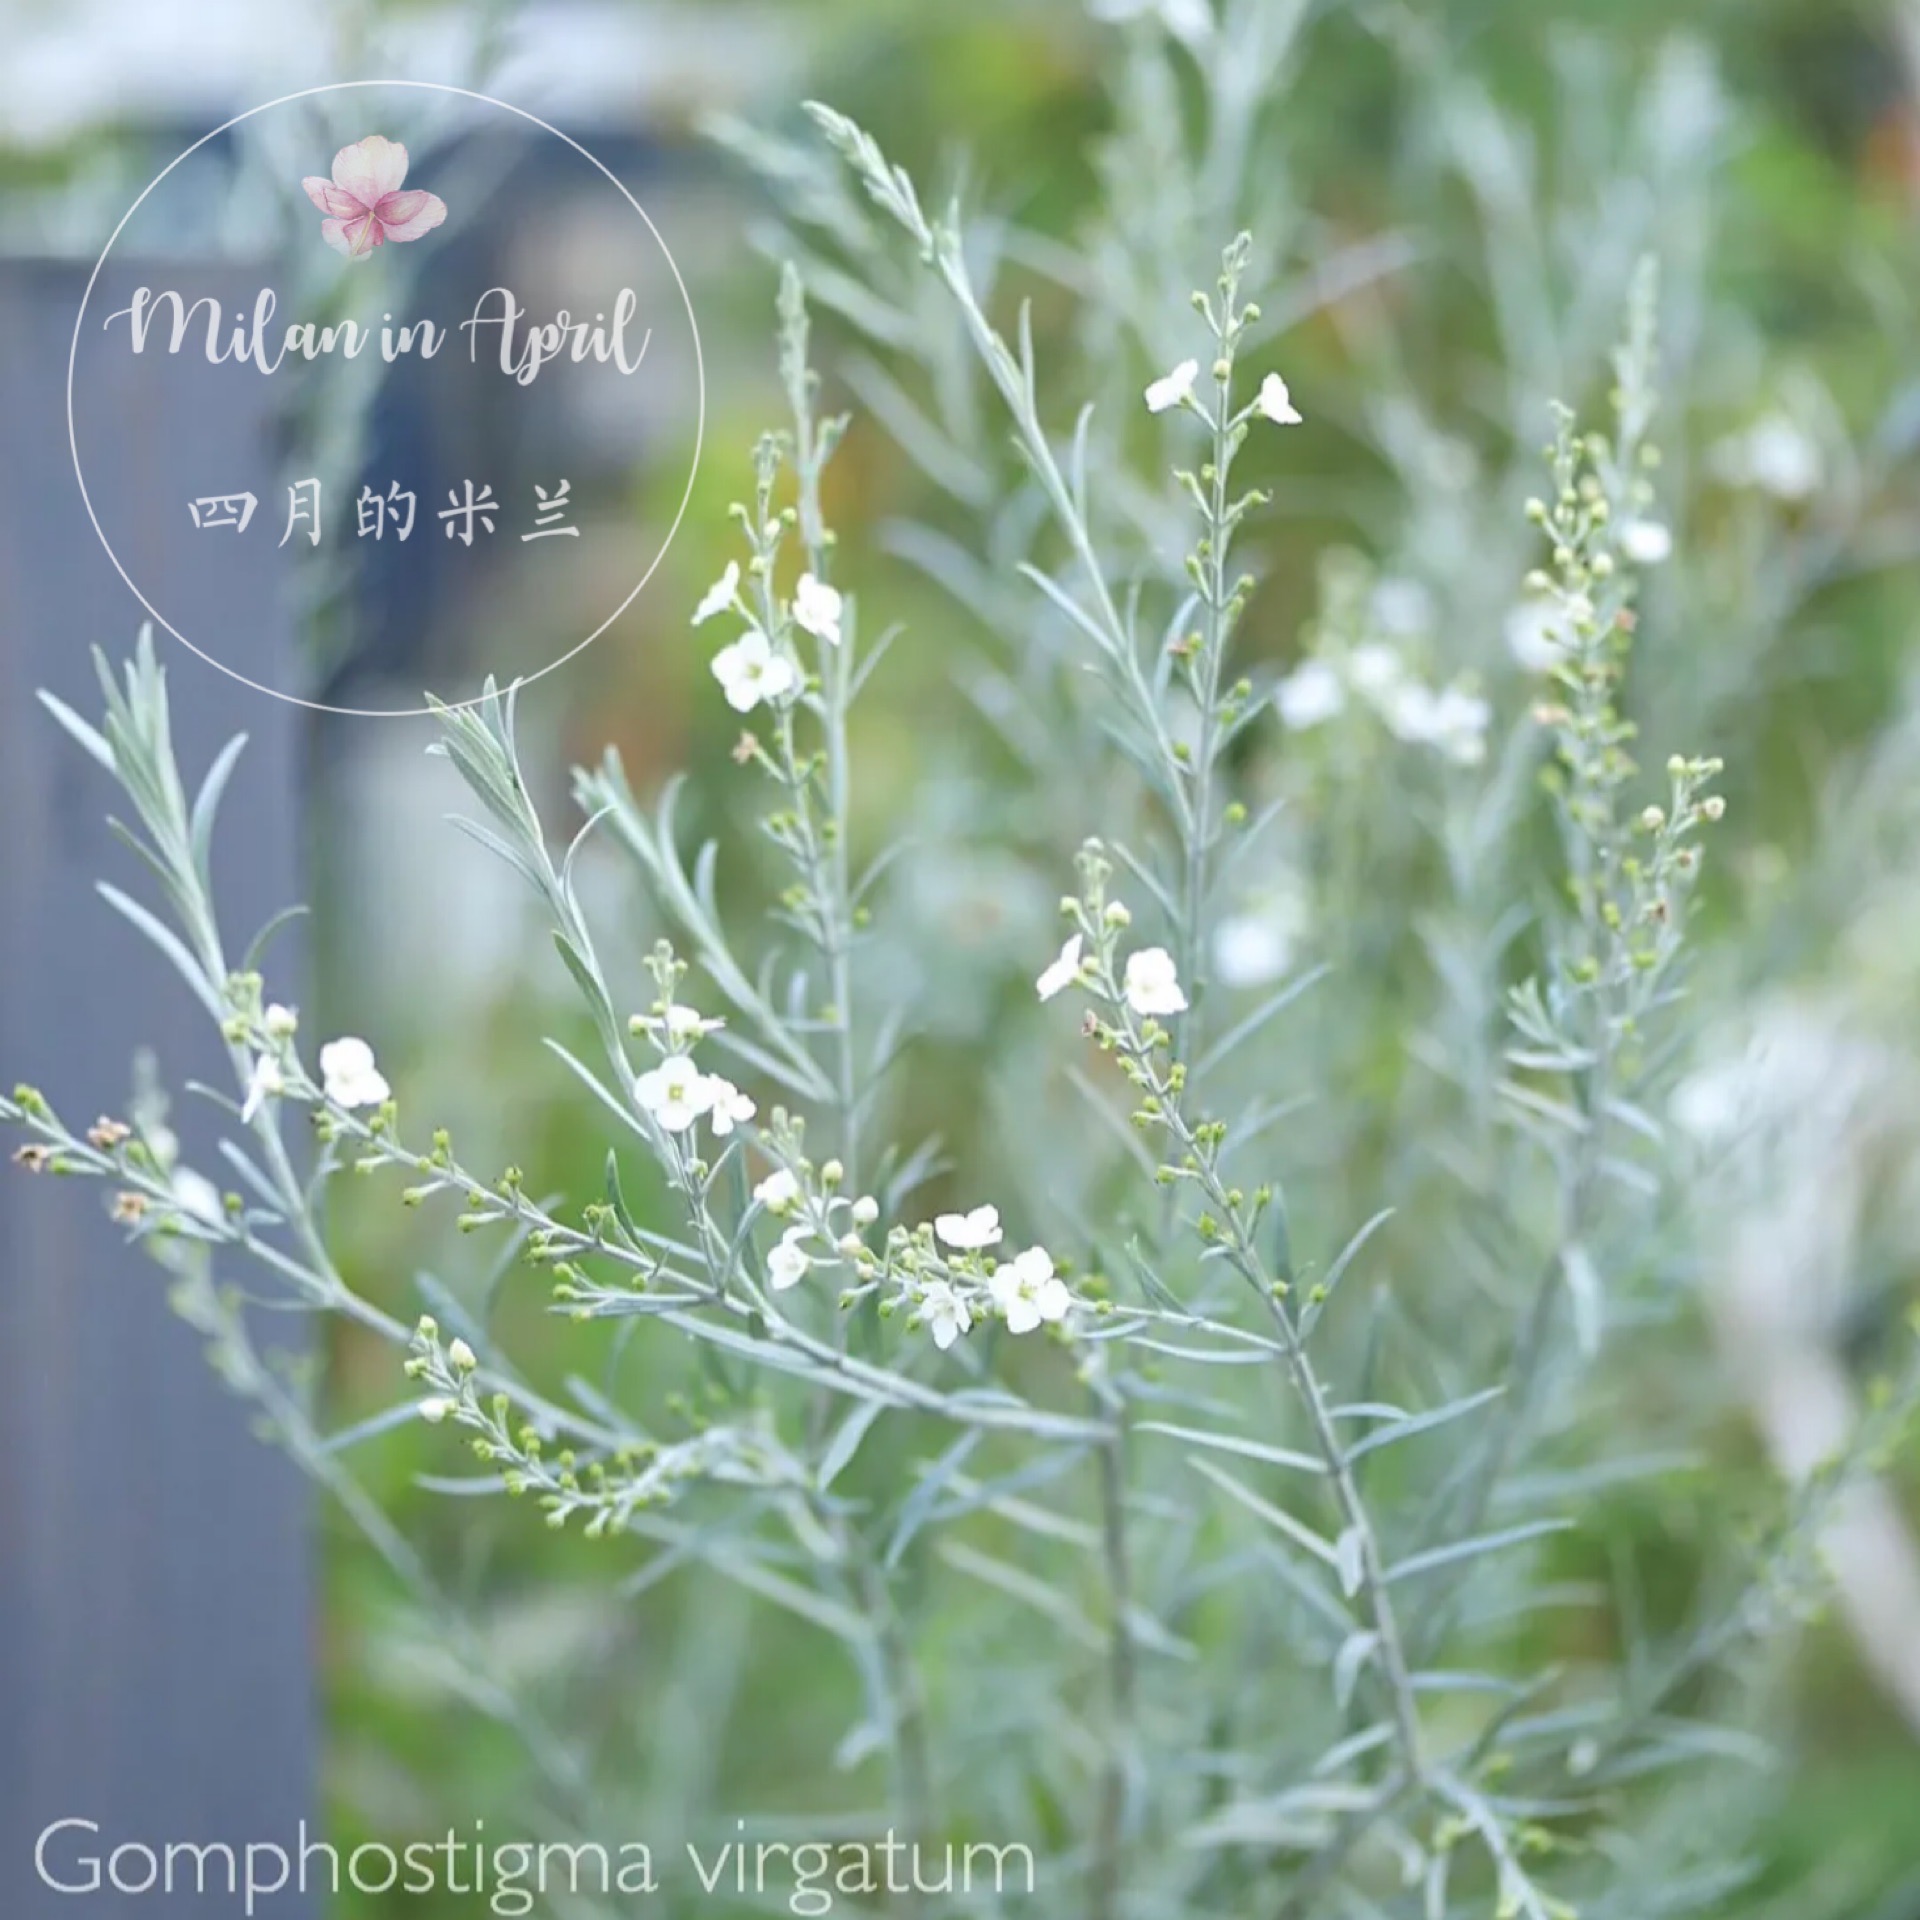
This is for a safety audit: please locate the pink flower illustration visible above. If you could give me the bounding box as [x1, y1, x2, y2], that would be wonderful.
[301, 135, 446, 261]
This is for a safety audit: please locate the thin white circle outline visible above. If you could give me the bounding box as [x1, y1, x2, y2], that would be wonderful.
[67, 78, 705, 719]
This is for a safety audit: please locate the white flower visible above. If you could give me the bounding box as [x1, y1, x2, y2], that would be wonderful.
[754, 1168, 801, 1214]
[1371, 578, 1434, 639]
[1389, 684, 1491, 766]
[1620, 519, 1673, 566]
[419, 1397, 456, 1424]
[1505, 597, 1571, 672]
[1160, 0, 1214, 39]
[1036, 933, 1085, 1003]
[1214, 913, 1290, 989]
[263, 1003, 299, 1038]
[1348, 641, 1409, 703]
[319, 1036, 390, 1109]
[1747, 421, 1820, 501]
[240, 1053, 285, 1124]
[793, 572, 844, 646]
[446, 1337, 477, 1372]
[991, 1247, 1072, 1335]
[1275, 658, 1346, 731]
[634, 1054, 716, 1134]
[711, 628, 798, 713]
[768, 1228, 812, 1292]
[707, 1077, 756, 1136]
[1429, 687, 1492, 766]
[1213, 885, 1307, 990]
[693, 560, 741, 626]
[1123, 947, 1188, 1017]
[172, 1168, 225, 1227]
[633, 1002, 723, 1045]
[1092, 0, 1212, 42]
[1377, 679, 1431, 739]
[919, 1280, 972, 1351]
[1714, 416, 1820, 503]
[1256, 372, 1302, 426]
[935, 1204, 1003, 1251]
[1145, 358, 1199, 414]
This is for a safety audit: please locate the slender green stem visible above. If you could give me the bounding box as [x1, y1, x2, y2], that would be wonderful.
[1091, 960, 1427, 1789]
[1090, 1415, 1138, 1920]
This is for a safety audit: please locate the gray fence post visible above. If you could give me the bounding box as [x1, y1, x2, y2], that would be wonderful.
[0, 261, 315, 1915]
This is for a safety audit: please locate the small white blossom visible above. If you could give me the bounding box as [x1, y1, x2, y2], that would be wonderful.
[793, 572, 845, 646]
[1256, 372, 1303, 426]
[1213, 884, 1308, 990]
[1348, 642, 1409, 703]
[1389, 684, 1491, 765]
[1371, 578, 1434, 639]
[634, 1054, 716, 1134]
[1619, 519, 1673, 566]
[768, 1228, 812, 1292]
[319, 1036, 390, 1109]
[447, 1337, 477, 1373]
[935, 1204, 1003, 1251]
[240, 1053, 285, 1124]
[693, 560, 741, 626]
[1036, 933, 1085, 1003]
[851, 1195, 880, 1228]
[633, 1003, 723, 1046]
[707, 1077, 756, 1136]
[991, 1247, 1071, 1335]
[754, 1168, 801, 1214]
[1714, 416, 1820, 503]
[172, 1168, 225, 1227]
[1429, 687, 1492, 766]
[1505, 597, 1571, 672]
[711, 628, 797, 714]
[263, 1003, 299, 1039]
[1123, 947, 1188, 1017]
[1160, 0, 1214, 39]
[1093, 0, 1213, 42]
[1214, 913, 1290, 989]
[1275, 658, 1346, 731]
[419, 1397, 456, 1424]
[1145, 358, 1199, 414]
[919, 1280, 973, 1351]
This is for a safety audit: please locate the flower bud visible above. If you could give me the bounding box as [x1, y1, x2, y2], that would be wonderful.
[447, 1338, 477, 1373]
[419, 1397, 455, 1425]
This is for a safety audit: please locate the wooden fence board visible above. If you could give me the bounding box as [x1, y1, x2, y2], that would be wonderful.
[0, 261, 315, 1916]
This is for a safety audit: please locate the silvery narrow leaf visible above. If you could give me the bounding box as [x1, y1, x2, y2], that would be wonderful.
[1336, 1526, 1367, 1599]
[1563, 1241, 1604, 1356]
[1334, 1630, 1379, 1710]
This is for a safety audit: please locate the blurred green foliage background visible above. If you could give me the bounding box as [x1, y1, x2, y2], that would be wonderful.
[320, 1, 1920, 1912]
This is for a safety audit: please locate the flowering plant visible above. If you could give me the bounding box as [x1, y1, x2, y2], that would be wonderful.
[10, 23, 1920, 1919]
